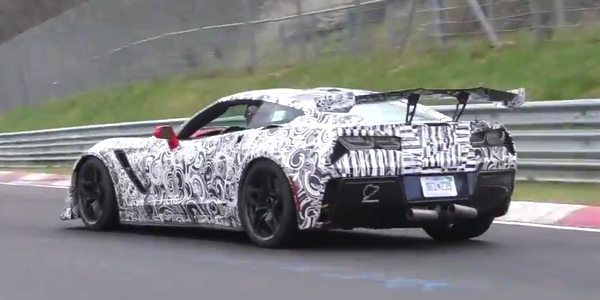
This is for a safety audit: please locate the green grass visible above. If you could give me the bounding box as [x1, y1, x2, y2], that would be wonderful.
[0, 31, 599, 132]
[514, 181, 600, 206]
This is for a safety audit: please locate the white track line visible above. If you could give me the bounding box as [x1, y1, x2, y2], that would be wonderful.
[51, 179, 72, 186]
[494, 220, 600, 233]
[18, 173, 54, 181]
[0, 182, 69, 189]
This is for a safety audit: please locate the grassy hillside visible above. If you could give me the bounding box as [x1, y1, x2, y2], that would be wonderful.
[0, 0, 85, 43]
[1, 33, 599, 132]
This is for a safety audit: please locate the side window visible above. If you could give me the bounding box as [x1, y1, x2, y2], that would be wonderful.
[247, 102, 303, 128]
[182, 100, 304, 140]
[211, 102, 262, 127]
[221, 104, 249, 119]
[183, 102, 253, 139]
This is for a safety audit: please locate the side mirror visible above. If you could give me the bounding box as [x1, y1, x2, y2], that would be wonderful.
[153, 125, 179, 150]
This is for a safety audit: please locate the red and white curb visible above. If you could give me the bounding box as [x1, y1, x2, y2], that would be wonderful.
[496, 201, 600, 231]
[0, 170, 71, 189]
[1, 170, 599, 231]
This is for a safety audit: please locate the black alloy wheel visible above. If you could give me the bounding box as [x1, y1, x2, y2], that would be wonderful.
[240, 160, 298, 248]
[245, 173, 283, 238]
[76, 157, 119, 230]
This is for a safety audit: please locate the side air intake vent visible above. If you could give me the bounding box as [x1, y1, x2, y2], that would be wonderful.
[114, 150, 148, 194]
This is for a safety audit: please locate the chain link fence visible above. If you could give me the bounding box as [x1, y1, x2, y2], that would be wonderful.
[0, 0, 598, 112]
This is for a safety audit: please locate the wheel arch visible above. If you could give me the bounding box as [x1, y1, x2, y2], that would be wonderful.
[69, 155, 89, 191]
[237, 156, 301, 227]
[70, 153, 119, 197]
[60, 155, 98, 221]
[71, 154, 103, 186]
[61, 153, 116, 222]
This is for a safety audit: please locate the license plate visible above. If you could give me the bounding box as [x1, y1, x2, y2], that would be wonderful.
[419, 176, 457, 198]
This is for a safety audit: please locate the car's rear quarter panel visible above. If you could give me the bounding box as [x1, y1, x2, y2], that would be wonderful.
[238, 126, 340, 229]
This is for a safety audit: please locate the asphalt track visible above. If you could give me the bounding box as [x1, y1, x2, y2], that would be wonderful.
[1, 184, 599, 300]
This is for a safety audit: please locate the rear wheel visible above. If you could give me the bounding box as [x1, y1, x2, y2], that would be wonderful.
[423, 215, 494, 242]
[76, 157, 119, 230]
[239, 160, 298, 248]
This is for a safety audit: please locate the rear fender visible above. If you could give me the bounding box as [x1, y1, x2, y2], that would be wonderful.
[236, 127, 340, 230]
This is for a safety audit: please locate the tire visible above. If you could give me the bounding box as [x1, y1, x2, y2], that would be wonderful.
[75, 157, 119, 231]
[423, 215, 494, 242]
[239, 160, 299, 248]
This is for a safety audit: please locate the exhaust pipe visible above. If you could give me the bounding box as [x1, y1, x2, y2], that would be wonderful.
[451, 204, 478, 219]
[406, 208, 440, 222]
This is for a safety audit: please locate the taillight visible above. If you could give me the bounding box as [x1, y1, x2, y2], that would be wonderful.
[470, 129, 506, 147]
[338, 136, 402, 150]
[330, 136, 402, 164]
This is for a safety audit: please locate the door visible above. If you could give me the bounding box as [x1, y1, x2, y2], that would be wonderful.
[141, 100, 259, 226]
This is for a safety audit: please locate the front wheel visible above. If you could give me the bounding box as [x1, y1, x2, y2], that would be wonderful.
[75, 157, 119, 230]
[239, 160, 299, 248]
[423, 215, 494, 242]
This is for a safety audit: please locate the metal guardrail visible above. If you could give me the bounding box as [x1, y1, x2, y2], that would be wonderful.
[0, 116, 245, 166]
[1, 99, 599, 183]
[435, 99, 600, 182]
[433, 99, 600, 130]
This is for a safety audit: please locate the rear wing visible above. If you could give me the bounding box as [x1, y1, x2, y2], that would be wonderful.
[354, 87, 526, 124]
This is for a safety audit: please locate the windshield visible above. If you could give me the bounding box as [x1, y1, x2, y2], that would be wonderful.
[346, 100, 449, 123]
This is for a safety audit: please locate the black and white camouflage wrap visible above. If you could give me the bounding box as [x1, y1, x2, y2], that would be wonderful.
[60, 87, 519, 230]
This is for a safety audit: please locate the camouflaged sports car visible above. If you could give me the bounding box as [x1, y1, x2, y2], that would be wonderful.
[60, 87, 525, 248]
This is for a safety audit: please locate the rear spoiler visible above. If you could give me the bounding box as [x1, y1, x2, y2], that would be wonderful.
[355, 87, 526, 124]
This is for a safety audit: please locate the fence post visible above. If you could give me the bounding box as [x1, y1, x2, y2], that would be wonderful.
[278, 24, 289, 61]
[295, 0, 307, 61]
[385, 0, 415, 51]
[384, 0, 398, 48]
[243, 0, 257, 73]
[351, 0, 364, 54]
[428, 0, 445, 48]
[308, 14, 320, 57]
[482, 0, 496, 29]
[12, 37, 31, 107]
[464, 0, 500, 47]
[554, 0, 566, 27]
[529, 0, 555, 43]
[397, 0, 417, 53]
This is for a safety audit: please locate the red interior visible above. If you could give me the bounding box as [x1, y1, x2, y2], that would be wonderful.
[190, 127, 226, 139]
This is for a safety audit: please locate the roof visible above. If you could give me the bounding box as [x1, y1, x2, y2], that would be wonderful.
[214, 87, 457, 124]
[215, 87, 380, 112]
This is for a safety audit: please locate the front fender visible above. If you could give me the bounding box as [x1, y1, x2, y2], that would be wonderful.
[59, 152, 110, 221]
[59, 137, 144, 221]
